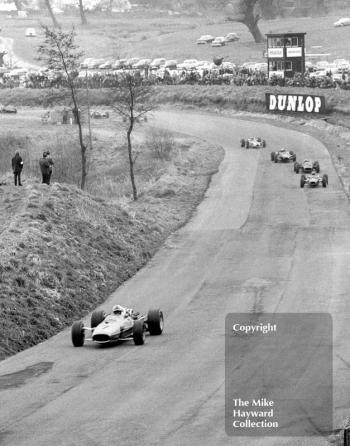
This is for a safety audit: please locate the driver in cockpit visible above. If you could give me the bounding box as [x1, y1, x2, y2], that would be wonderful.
[112, 304, 138, 319]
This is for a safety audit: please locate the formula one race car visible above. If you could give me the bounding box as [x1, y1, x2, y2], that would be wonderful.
[294, 159, 320, 174]
[300, 171, 328, 188]
[271, 148, 296, 163]
[71, 304, 164, 347]
[240, 137, 266, 149]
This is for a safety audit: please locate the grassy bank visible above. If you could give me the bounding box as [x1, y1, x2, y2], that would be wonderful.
[0, 129, 223, 360]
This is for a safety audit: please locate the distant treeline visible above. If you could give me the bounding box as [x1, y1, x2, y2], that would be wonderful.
[135, 0, 347, 18]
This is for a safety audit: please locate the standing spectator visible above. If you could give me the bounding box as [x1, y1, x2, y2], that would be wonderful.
[45, 151, 54, 184]
[11, 151, 23, 186]
[39, 151, 51, 185]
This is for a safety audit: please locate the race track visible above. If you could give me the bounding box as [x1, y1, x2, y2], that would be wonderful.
[1, 111, 350, 446]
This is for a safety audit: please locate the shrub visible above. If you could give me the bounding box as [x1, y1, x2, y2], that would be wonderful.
[147, 128, 176, 160]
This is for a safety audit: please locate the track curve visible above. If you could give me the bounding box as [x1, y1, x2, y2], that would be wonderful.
[0, 111, 350, 446]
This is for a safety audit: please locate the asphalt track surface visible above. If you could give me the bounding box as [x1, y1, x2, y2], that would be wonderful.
[1, 110, 350, 446]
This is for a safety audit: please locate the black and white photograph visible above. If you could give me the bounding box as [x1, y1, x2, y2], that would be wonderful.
[0, 0, 350, 445]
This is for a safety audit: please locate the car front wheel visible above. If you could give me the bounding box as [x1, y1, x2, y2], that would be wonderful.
[147, 309, 164, 335]
[71, 321, 85, 347]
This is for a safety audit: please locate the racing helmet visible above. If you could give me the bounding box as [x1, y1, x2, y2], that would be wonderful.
[112, 305, 124, 315]
[311, 169, 317, 175]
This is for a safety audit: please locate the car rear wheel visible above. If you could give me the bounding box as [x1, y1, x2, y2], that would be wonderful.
[300, 175, 306, 188]
[147, 309, 164, 335]
[133, 320, 146, 345]
[271, 151, 275, 161]
[240, 139, 245, 147]
[294, 162, 299, 173]
[263, 140, 266, 147]
[274, 154, 278, 163]
[91, 310, 106, 328]
[314, 162, 320, 173]
[245, 141, 249, 149]
[71, 321, 85, 347]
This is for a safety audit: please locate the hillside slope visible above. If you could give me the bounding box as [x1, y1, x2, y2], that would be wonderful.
[0, 140, 223, 360]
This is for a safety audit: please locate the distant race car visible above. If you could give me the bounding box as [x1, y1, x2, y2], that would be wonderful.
[271, 148, 296, 163]
[71, 305, 164, 347]
[300, 171, 328, 188]
[294, 159, 320, 173]
[241, 137, 266, 149]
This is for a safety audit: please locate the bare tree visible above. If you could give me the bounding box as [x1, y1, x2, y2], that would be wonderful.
[45, 0, 60, 28]
[113, 73, 154, 201]
[78, 0, 88, 25]
[225, 0, 265, 43]
[13, 0, 22, 10]
[37, 26, 89, 190]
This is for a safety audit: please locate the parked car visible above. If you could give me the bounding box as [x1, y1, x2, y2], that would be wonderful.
[150, 58, 166, 69]
[164, 60, 178, 69]
[125, 58, 140, 68]
[211, 37, 226, 47]
[0, 105, 17, 114]
[25, 27, 36, 37]
[99, 60, 114, 69]
[197, 34, 214, 44]
[178, 59, 199, 70]
[334, 17, 350, 27]
[225, 32, 240, 42]
[87, 59, 105, 69]
[133, 59, 152, 69]
[91, 110, 109, 119]
[80, 58, 95, 69]
[112, 59, 127, 69]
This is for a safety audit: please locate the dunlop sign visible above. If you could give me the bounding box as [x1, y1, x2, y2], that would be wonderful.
[266, 93, 326, 114]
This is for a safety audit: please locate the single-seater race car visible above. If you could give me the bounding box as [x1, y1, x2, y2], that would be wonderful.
[71, 304, 164, 347]
[300, 171, 328, 188]
[240, 137, 266, 149]
[294, 159, 320, 174]
[271, 148, 296, 163]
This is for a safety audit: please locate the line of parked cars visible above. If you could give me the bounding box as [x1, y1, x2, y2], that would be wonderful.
[196, 32, 240, 46]
[78, 56, 240, 75]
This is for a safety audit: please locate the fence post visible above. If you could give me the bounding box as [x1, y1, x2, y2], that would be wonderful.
[344, 428, 350, 445]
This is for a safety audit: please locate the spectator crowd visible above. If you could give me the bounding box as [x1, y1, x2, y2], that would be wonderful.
[1, 64, 350, 90]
